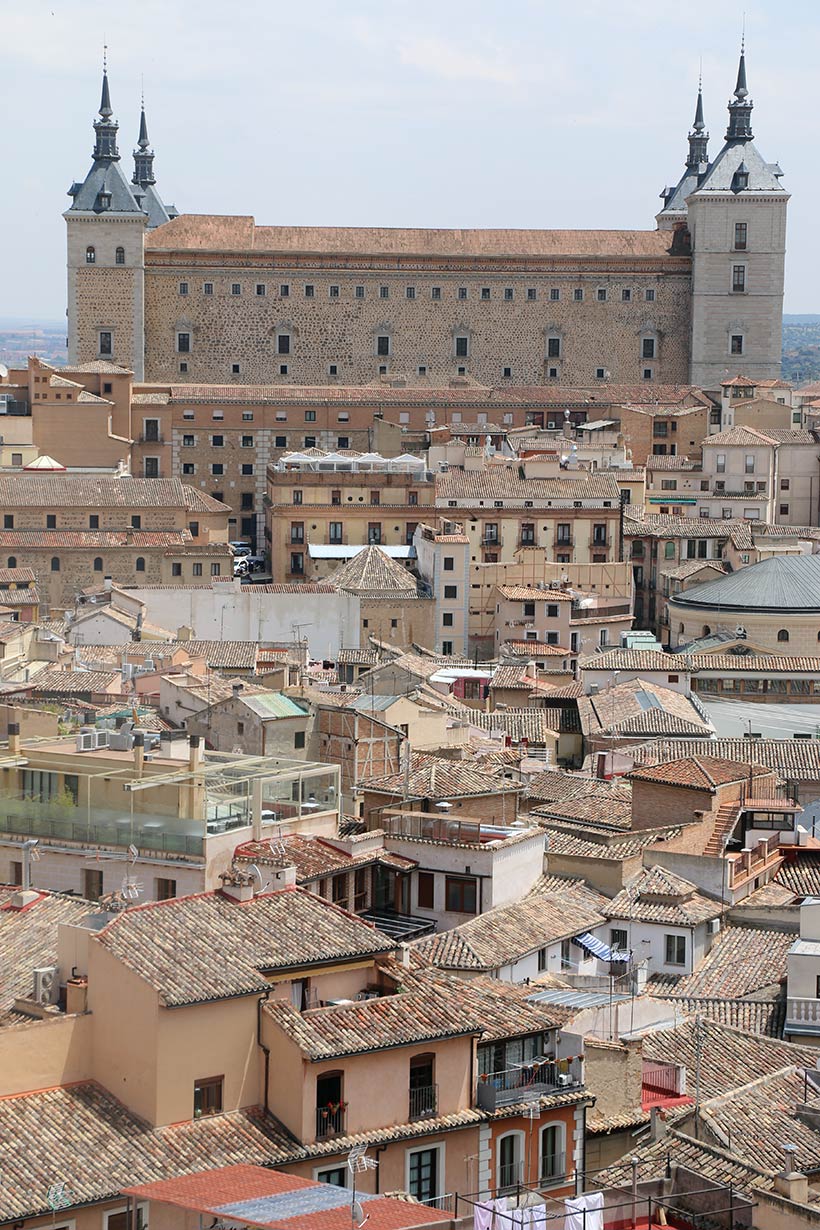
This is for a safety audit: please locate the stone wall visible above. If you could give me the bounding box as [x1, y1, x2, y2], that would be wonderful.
[142, 261, 693, 387]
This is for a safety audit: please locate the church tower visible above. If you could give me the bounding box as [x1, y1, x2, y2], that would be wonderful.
[686, 44, 789, 389]
[65, 64, 176, 381]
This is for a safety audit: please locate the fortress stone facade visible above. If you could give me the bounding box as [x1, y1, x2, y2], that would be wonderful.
[66, 49, 788, 393]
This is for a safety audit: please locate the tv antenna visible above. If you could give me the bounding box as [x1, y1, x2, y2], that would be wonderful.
[347, 1145, 377, 1230]
[47, 1182, 71, 1213]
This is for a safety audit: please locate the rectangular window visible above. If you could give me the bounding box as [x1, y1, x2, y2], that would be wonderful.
[642, 338, 656, 359]
[406, 286, 416, 300]
[329, 285, 340, 299]
[377, 335, 390, 357]
[417, 872, 434, 910]
[445, 876, 477, 914]
[645, 288, 656, 302]
[305, 410, 317, 422]
[203, 282, 213, 295]
[380, 285, 389, 299]
[256, 283, 266, 296]
[574, 287, 584, 302]
[193, 1076, 223, 1118]
[275, 435, 287, 448]
[355, 285, 365, 298]
[431, 287, 441, 300]
[716, 453, 726, 473]
[458, 287, 468, 300]
[527, 288, 537, 301]
[455, 336, 469, 357]
[547, 337, 561, 359]
[610, 928, 628, 952]
[83, 867, 103, 901]
[278, 334, 290, 355]
[280, 284, 290, 297]
[734, 222, 748, 250]
[665, 934, 686, 966]
[291, 522, 305, 543]
[745, 454, 755, 474]
[177, 332, 190, 353]
[305, 284, 315, 298]
[179, 281, 189, 296]
[622, 288, 632, 302]
[294, 730, 306, 750]
[443, 556, 454, 571]
[156, 877, 177, 901]
[329, 523, 343, 544]
[597, 287, 607, 301]
[550, 288, 560, 301]
[231, 283, 241, 296]
[193, 562, 203, 576]
[99, 330, 113, 356]
[443, 584, 458, 599]
[442, 612, 454, 627]
[732, 265, 746, 293]
[731, 334, 744, 355]
[290, 552, 304, 574]
[211, 463, 223, 476]
[241, 463, 254, 475]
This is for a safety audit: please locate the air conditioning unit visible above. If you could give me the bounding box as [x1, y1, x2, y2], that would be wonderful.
[707, 918, 721, 935]
[94, 730, 110, 749]
[33, 966, 59, 1006]
[75, 729, 96, 752]
[555, 1073, 573, 1088]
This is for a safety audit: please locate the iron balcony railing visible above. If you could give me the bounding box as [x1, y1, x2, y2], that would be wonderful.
[409, 1084, 438, 1121]
[476, 1057, 583, 1110]
[315, 1103, 346, 1140]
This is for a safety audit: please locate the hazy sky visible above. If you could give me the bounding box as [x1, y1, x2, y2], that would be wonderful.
[1, 0, 818, 320]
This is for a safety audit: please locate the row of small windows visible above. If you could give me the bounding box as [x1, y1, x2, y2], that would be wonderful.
[86, 246, 126, 265]
[179, 280, 659, 304]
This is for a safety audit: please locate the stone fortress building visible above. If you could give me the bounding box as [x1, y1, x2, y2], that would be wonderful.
[66, 46, 788, 392]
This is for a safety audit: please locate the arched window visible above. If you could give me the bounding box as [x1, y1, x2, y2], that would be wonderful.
[115, 246, 125, 265]
[51, 557, 60, 572]
[539, 1122, 567, 1185]
[93, 557, 103, 572]
[777, 628, 790, 643]
[135, 557, 145, 572]
[6, 557, 15, 569]
[497, 1131, 525, 1193]
[86, 245, 96, 264]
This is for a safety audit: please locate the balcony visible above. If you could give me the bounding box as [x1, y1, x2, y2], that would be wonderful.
[316, 1102, 347, 1139]
[409, 1084, 438, 1121]
[519, 536, 537, 548]
[481, 537, 500, 548]
[786, 998, 820, 1035]
[589, 537, 610, 550]
[555, 538, 573, 550]
[475, 1057, 583, 1110]
[138, 433, 164, 445]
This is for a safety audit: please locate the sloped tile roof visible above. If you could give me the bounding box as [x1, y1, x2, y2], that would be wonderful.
[361, 751, 519, 799]
[413, 891, 606, 972]
[233, 834, 414, 879]
[0, 888, 91, 1015]
[658, 997, 786, 1038]
[469, 708, 559, 743]
[167, 640, 259, 669]
[628, 737, 820, 782]
[328, 546, 418, 596]
[606, 866, 722, 925]
[96, 888, 395, 1006]
[0, 475, 193, 508]
[437, 469, 622, 503]
[497, 586, 573, 602]
[776, 853, 820, 899]
[648, 925, 793, 999]
[27, 669, 122, 695]
[626, 756, 769, 791]
[697, 1066, 820, 1175]
[578, 679, 712, 738]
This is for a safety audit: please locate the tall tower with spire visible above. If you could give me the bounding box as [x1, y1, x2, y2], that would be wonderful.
[685, 42, 789, 389]
[656, 78, 710, 231]
[65, 62, 177, 381]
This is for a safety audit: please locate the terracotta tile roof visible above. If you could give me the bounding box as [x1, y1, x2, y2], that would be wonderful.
[414, 968, 562, 1039]
[233, 833, 415, 879]
[490, 665, 540, 689]
[626, 756, 770, 791]
[776, 853, 820, 899]
[502, 641, 574, 657]
[645, 454, 703, 471]
[96, 887, 395, 1007]
[168, 640, 259, 669]
[437, 468, 622, 504]
[265, 984, 481, 1060]
[337, 647, 381, 665]
[0, 567, 36, 585]
[497, 585, 573, 602]
[661, 559, 727, 581]
[704, 425, 779, 446]
[579, 649, 693, 672]
[148, 215, 680, 259]
[628, 737, 820, 782]
[543, 826, 683, 860]
[361, 751, 519, 800]
[578, 680, 712, 739]
[328, 546, 418, 596]
[525, 770, 625, 805]
[531, 791, 633, 829]
[648, 925, 793, 999]
[527, 874, 611, 914]
[606, 866, 722, 925]
[697, 1066, 820, 1175]
[123, 1166, 452, 1230]
[183, 488, 231, 513]
[0, 475, 196, 508]
[0, 888, 91, 1015]
[624, 511, 749, 540]
[468, 708, 559, 743]
[0, 529, 191, 548]
[26, 669, 122, 695]
[596, 1126, 775, 1192]
[414, 891, 606, 972]
[0, 586, 40, 605]
[684, 653, 820, 673]
[657, 997, 786, 1038]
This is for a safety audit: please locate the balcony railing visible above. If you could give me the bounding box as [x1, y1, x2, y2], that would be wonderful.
[409, 1084, 438, 1121]
[481, 537, 500, 548]
[316, 1103, 347, 1140]
[539, 1153, 567, 1186]
[138, 433, 164, 445]
[419, 1195, 455, 1212]
[786, 998, 820, 1032]
[476, 1057, 583, 1110]
[498, 1161, 523, 1192]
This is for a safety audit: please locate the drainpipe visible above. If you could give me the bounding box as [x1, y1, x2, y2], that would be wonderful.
[257, 989, 272, 1116]
[373, 1143, 388, 1192]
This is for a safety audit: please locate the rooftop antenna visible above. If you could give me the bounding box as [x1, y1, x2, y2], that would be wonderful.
[22, 838, 40, 891]
[347, 1144, 377, 1230]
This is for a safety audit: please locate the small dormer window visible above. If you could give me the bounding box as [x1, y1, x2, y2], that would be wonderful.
[97, 191, 112, 210]
[732, 165, 749, 192]
[86, 246, 96, 264]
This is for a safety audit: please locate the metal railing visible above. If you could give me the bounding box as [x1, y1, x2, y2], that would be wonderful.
[476, 1058, 583, 1110]
[315, 1103, 346, 1139]
[419, 1194, 455, 1212]
[498, 1161, 523, 1192]
[539, 1153, 567, 1185]
[409, 1084, 438, 1121]
[0, 812, 206, 856]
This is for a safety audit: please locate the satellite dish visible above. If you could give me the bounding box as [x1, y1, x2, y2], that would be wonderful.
[248, 863, 264, 889]
[352, 1202, 369, 1228]
[735, 625, 747, 639]
[0, 364, 8, 379]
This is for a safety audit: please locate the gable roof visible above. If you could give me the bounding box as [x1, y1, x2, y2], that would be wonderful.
[413, 892, 606, 972]
[626, 756, 770, 791]
[649, 925, 793, 999]
[606, 866, 722, 925]
[95, 887, 395, 1006]
[0, 888, 91, 1021]
[578, 679, 712, 738]
[360, 751, 519, 800]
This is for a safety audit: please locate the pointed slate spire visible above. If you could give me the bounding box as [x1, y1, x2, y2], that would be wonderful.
[686, 75, 709, 170]
[133, 94, 156, 187]
[92, 50, 120, 161]
[726, 38, 753, 141]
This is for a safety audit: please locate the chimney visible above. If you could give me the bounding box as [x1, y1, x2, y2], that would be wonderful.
[104, 575, 113, 593]
[8, 722, 20, 755]
[232, 682, 243, 698]
[398, 942, 412, 969]
[133, 731, 145, 776]
[188, 733, 202, 771]
[774, 1145, 809, 1204]
[219, 865, 257, 902]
